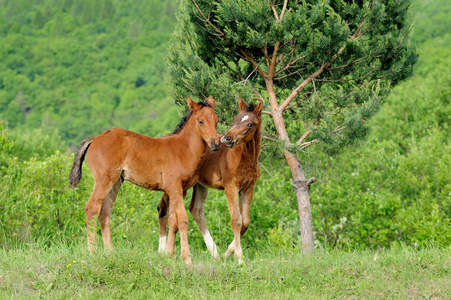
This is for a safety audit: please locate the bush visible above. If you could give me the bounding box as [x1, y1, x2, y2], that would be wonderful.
[0, 152, 162, 248]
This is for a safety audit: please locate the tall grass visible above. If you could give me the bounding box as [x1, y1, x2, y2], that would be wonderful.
[1, 241, 449, 299]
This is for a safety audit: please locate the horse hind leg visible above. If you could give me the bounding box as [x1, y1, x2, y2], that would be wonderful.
[223, 185, 243, 264]
[166, 204, 178, 258]
[157, 193, 170, 254]
[85, 178, 119, 252]
[239, 187, 254, 238]
[98, 177, 123, 250]
[223, 188, 254, 264]
[189, 183, 220, 261]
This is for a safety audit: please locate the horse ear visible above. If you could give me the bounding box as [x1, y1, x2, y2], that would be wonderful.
[188, 96, 200, 111]
[206, 95, 215, 109]
[239, 96, 249, 111]
[254, 101, 263, 116]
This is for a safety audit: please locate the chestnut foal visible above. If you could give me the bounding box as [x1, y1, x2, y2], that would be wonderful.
[69, 96, 220, 265]
[158, 98, 262, 264]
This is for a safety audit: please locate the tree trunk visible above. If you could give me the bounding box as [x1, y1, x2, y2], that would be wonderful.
[283, 149, 316, 253]
[265, 77, 316, 253]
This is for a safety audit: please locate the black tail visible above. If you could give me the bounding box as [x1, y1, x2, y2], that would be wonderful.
[69, 137, 93, 188]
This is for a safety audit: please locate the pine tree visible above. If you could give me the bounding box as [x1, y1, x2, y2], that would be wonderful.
[167, 0, 416, 253]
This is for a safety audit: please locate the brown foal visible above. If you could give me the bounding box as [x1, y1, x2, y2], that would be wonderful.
[158, 98, 262, 264]
[69, 96, 220, 264]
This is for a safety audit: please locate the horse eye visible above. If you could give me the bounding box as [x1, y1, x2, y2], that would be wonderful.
[247, 123, 253, 128]
[199, 120, 204, 125]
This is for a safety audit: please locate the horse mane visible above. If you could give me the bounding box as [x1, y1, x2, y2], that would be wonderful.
[172, 101, 211, 134]
[245, 103, 256, 112]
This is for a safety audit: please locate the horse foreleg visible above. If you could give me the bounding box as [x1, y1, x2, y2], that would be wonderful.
[166, 207, 178, 258]
[98, 178, 122, 250]
[189, 183, 220, 261]
[223, 184, 243, 264]
[239, 187, 254, 238]
[157, 193, 170, 254]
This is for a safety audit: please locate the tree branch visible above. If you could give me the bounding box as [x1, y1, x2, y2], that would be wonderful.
[332, 126, 347, 135]
[231, 60, 266, 102]
[280, 0, 289, 21]
[262, 43, 271, 69]
[279, 63, 327, 111]
[298, 139, 319, 150]
[274, 50, 311, 78]
[292, 177, 317, 189]
[296, 118, 320, 145]
[193, 20, 223, 37]
[325, 56, 366, 71]
[262, 135, 277, 142]
[275, 67, 306, 81]
[268, 41, 281, 79]
[279, 17, 368, 111]
[270, 0, 288, 22]
[238, 48, 267, 78]
[191, 0, 225, 37]
[270, 0, 280, 21]
[296, 130, 311, 146]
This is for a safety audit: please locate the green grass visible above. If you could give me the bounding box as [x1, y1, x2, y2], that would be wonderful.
[1, 242, 450, 299]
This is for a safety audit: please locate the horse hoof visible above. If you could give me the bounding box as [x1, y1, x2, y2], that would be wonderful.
[183, 256, 193, 266]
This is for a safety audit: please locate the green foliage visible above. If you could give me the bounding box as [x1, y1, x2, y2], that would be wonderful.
[2, 128, 66, 161]
[411, 0, 451, 43]
[311, 131, 451, 249]
[309, 31, 451, 249]
[0, 153, 84, 245]
[0, 151, 163, 248]
[0, 0, 179, 145]
[168, 0, 416, 156]
[0, 126, 67, 176]
[0, 122, 14, 150]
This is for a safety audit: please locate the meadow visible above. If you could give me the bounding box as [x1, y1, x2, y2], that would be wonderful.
[1, 242, 450, 299]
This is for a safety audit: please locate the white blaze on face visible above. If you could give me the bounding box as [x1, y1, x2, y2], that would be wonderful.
[241, 115, 249, 123]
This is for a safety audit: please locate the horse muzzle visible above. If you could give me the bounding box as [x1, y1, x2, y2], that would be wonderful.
[220, 135, 235, 148]
[210, 140, 221, 151]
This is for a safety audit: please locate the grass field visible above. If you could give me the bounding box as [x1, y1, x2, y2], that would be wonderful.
[1, 241, 449, 299]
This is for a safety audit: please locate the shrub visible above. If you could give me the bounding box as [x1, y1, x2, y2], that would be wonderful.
[0, 152, 162, 249]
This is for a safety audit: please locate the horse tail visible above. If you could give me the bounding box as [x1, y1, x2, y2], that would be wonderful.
[69, 137, 93, 188]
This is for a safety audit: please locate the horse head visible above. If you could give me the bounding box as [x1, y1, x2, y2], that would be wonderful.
[188, 96, 220, 151]
[221, 97, 263, 148]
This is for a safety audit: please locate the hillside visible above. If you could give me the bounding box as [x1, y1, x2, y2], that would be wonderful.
[0, 0, 179, 145]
